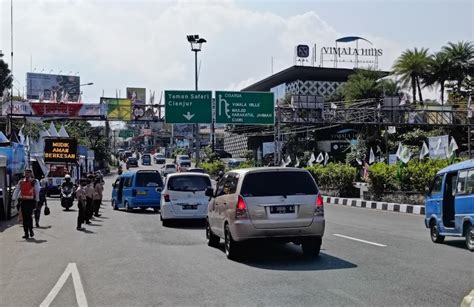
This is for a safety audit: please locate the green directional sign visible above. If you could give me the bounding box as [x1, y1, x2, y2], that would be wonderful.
[165, 90, 212, 124]
[215, 91, 274, 124]
[118, 130, 134, 138]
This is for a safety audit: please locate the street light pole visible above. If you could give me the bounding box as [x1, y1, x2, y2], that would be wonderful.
[187, 34, 206, 166]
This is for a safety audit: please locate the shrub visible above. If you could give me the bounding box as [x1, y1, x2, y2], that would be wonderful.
[401, 159, 449, 192]
[368, 162, 398, 198]
[306, 163, 357, 197]
[200, 161, 226, 177]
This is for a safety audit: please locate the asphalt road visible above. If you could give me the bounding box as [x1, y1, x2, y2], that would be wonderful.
[0, 164, 472, 307]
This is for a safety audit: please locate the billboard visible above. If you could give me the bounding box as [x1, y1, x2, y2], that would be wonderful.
[1, 101, 106, 118]
[101, 97, 132, 121]
[126, 87, 146, 105]
[44, 138, 78, 163]
[27, 73, 80, 101]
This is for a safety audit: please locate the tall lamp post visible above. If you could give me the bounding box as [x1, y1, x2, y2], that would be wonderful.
[186, 34, 207, 165]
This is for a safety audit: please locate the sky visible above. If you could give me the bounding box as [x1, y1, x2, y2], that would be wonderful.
[0, 0, 473, 103]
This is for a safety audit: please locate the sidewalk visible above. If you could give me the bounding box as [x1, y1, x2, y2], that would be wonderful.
[323, 196, 425, 215]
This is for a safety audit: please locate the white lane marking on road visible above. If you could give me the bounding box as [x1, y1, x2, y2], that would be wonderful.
[333, 234, 387, 247]
[39, 263, 88, 307]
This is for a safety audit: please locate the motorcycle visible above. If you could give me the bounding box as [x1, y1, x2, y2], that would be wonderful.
[60, 184, 75, 210]
[118, 165, 123, 175]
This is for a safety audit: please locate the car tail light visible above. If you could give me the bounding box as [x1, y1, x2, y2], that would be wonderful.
[315, 193, 324, 216]
[163, 194, 170, 202]
[132, 189, 137, 197]
[236, 195, 248, 219]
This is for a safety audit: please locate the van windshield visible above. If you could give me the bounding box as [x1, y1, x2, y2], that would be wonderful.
[168, 176, 211, 192]
[136, 171, 163, 187]
[241, 171, 318, 197]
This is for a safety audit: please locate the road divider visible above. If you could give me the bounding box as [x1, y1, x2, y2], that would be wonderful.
[333, 234, 387, 247]
[323, 196, 425, 215]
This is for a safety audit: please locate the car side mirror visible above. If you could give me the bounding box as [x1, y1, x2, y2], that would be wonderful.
[205, 187, 214, 198]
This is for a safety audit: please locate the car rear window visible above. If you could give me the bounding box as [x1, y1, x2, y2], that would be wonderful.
[180, 162, 191, 167]
[135, 171, 163, 187]
[241, 171, 318, 197]
[166, 165, 176, 169]
[168, 176, 211, 192]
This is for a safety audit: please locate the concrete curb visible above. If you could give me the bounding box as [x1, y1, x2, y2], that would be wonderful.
[323, 196, 425, 215]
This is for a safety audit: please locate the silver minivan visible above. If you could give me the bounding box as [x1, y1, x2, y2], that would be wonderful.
[205, 167, 325, 259]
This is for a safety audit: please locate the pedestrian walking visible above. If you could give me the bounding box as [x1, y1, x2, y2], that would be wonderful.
[85, 175, 95, 224]
[75, 179, 88, 230]
[12, 169, 40, 239]
[34, 175, 48, 227]
[93, 176, 103, 217]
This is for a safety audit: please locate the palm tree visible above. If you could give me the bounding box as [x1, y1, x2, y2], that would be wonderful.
[424, 52, 452, 104]
[0, 59, 13, 97]
[442, 41, 474, 89]
[392, 48, 431, 104]
[340, 69, 398, 102]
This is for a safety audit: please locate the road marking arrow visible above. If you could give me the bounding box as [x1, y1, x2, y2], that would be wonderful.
[40, 263, 88, 307]
[183, 112, 195, 121]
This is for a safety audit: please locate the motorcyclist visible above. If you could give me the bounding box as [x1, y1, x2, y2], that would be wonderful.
[61, 174, 74, 190]
[216, 170, 224, 182]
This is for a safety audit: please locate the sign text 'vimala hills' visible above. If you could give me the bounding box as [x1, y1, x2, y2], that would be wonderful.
[215, 91, 274, 124]
[44, 138, 78, 163]
[164, 90, 212, 124]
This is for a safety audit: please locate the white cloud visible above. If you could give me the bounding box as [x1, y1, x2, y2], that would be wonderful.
[0, 0, 417, 102]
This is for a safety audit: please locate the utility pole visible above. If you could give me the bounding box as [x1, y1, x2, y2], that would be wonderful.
[194, 50, 201, 165]
[7, 0, 14, 136]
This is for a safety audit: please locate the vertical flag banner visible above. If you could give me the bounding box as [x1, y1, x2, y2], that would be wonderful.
[316, 152, 324, 164]
[419, 142, 429, 160]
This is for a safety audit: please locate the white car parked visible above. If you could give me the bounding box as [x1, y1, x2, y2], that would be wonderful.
[160, 173, 212, 226]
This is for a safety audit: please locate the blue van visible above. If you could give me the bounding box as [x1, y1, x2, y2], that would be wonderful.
[111, 170, 163, 212]
[424, 159, 474, 251]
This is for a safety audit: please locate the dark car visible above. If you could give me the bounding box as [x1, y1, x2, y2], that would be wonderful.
[126, 157, 139, 168]
[215, 150, 232, 159]
[187, 167, 207, 174]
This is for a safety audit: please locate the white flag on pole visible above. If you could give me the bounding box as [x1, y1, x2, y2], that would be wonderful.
[419, 142, 429, 160]
[285, 155, 292, 166]
[399, 145, 411, 164]
[316, 152, 324, 164]
[330, 102, 337, 110]
[369, 147, 375, 164]
[447, 137, 459, 158]
[435, 138, 442, 154]
[324, 152, 329, 165]
[18, 124, 25, 144]
[295, 157, 300, 168]
[396, 143, 403, 159]
[468, 95, 472, 118]
[308, 153, 316, 166]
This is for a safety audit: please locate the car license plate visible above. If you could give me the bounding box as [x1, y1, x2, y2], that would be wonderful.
[137, 191, 147, 196]
[182, 204, 197, 210]
[270, 205, 295, 214]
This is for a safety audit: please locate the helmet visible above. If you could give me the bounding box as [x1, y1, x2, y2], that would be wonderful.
[65, 174, 71, 181]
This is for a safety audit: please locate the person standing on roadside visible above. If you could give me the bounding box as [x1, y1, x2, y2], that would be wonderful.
[75, 178, 88, 230]
[12, 169, 40, 239]
[93, 176, 103, 217]
[85, 175, 95, 224]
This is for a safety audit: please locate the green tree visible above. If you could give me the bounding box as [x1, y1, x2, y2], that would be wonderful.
[392, 48, 431, 104]
[424, 52, 452, 104]
[339, 69, 398, 102]
[0, 59, 12, 97]
[441, 41, 474, 91]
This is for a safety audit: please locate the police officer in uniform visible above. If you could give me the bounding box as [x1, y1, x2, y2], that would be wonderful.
[85, 175, 95, 223]
[12, 169, 40, 239]
[93, 175, 104, 217]
[75, 178, 88, 230]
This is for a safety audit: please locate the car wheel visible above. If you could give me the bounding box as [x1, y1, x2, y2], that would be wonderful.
[465, 224, 474, 252]
[206, 220, 220, 248]
[125, 202, 132, 212]
[430, 222, 445, 243]
[224, 224, 240, 260]
[302, 237, 322, 257]
[162, 218, 171, 227]
[112, 200, 118, 210]
[153, 208, 160, 213]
